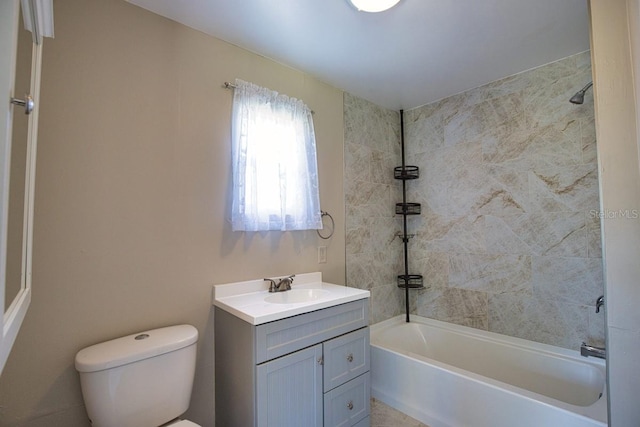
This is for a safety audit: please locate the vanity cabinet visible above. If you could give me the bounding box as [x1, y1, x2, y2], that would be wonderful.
[256, 343, 323, 427]
[215, 298, 370, 427]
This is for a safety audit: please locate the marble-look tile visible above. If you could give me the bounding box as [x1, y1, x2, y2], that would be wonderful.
[347, 216, 400, 255]
[347, 251, 400, 291]
[372, 217, 402, 248]
[526, 54, 578, 86]
[404, 104, 445, 157]
[345, 142, 373, 184]
[431, 94, 466, 131]
[414, 287, 488, 329]
[496, 212, 587, 257]
[524, 59, 588, 131]
[447, 164, 529, 217]
[444, 92, 523, 148]
[345, 200, 393, 223]
[481, 113, 532, 169]
[345, 222, 372, 254]
[371, 284, 405, 324]
[575, 50, 592, 72]
[581, 116, 597, 164]
[586, 212, 603, 258]
[344, 92, 400, 155]
[371, 149, 396, 186]
[532, 256, 604, 306]
[529, 164, 599, 213]
[406, 182, 446, 218]
[527, 120, 582, 169]
[485, 215, 532, 255]
[412, 214, 486, 254]
[409, 251, 449, 289]
[486, 165, 530, 207]
[345, 52, 603, 346]
[461, 73, 530, 109]
[448, 253, 532, 295]
[371, 398, 430, 427]
[345, 179, 392, 209]
[409, 142, 482, 216]
[488, 293, 589, 349]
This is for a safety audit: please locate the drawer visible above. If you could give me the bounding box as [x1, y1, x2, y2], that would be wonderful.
[323, 327, 370, 392]
[352, 416, 370, 427]
[255, 299, 368, 364]
[323, 373, 370, 427]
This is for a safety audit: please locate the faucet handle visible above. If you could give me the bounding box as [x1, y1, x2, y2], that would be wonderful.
[277, 275, 294, 291]
[264, 278, 277, 293]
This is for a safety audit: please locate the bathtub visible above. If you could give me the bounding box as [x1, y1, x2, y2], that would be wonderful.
[370, 315, 607, 427]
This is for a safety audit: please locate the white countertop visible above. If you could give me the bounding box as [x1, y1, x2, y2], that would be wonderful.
[212, 272, 370, 325]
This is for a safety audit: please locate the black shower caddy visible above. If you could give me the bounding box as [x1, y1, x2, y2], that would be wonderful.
[395, 110, 423, 323]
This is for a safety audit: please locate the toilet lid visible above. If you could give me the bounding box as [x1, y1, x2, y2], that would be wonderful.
[168, 421, 201, 427]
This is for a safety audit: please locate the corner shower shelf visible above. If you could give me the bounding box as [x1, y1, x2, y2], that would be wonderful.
[396, 112, 424, 320]
[394, 165, 420, 180]
[395, 202, 421, 215]
[397, 274, 424, 289]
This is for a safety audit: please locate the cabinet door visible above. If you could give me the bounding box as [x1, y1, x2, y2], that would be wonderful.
[256, 344, 323, 427]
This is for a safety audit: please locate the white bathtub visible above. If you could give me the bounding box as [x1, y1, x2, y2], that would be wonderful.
[370, 315, 607, 427]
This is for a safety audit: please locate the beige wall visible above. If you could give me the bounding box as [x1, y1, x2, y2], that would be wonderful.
[0, 1, 345, 425]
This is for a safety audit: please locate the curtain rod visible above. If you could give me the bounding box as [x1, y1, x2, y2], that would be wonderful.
[222, 82, 315, 114]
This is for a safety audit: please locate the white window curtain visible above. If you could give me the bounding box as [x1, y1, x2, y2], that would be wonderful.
[231, 79, 322, 231]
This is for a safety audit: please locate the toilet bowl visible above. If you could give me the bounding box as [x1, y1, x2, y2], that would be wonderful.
[75, 325, 201, 427]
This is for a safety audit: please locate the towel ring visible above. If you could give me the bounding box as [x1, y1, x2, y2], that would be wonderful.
[317, 210, 334, 240]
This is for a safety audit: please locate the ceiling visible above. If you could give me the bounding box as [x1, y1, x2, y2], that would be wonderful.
[126, 0, 591, 111]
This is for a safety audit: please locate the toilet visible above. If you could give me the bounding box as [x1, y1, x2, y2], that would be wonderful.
[74, 324, 201, 427]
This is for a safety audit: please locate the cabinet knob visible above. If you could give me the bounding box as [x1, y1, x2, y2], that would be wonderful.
[347, 401, 354, 410]
[347, 353, 353, 362]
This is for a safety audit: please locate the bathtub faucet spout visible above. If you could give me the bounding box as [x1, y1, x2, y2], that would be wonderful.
[581, 342, 606, 359]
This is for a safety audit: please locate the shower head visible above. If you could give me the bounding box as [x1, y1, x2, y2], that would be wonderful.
[570, 82, 593, 104]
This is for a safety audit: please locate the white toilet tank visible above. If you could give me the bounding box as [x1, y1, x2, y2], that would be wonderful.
[75, 324, 198, 427]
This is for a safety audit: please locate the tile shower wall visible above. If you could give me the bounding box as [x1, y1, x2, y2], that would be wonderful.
[344, 93, 405, 323]
[345, 52, 604, 349]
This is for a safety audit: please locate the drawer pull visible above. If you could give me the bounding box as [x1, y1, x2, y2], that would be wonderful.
[347, 401, 354, 410]
[347, 353, 353, 362]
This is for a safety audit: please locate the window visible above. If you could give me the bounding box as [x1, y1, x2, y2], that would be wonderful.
[230, 79, 321, 231]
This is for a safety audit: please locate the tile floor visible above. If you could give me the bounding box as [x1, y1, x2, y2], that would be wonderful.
[370, 398, 430, 427]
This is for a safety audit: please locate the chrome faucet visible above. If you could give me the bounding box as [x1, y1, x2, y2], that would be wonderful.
[264, 278, 277, 293]
[275, 274, 294, 292]
[596, 295, 604, 313]
[581, 342, 606, 359]
[264, 274, 295, 293]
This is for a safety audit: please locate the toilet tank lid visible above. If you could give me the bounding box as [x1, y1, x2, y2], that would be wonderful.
[75, 324, 198, 373]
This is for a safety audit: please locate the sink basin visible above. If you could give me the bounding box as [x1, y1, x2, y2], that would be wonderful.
[264, 289, 330, 304]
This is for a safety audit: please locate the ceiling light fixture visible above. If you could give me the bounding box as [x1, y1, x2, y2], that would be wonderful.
[348, 0, 401, 13]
